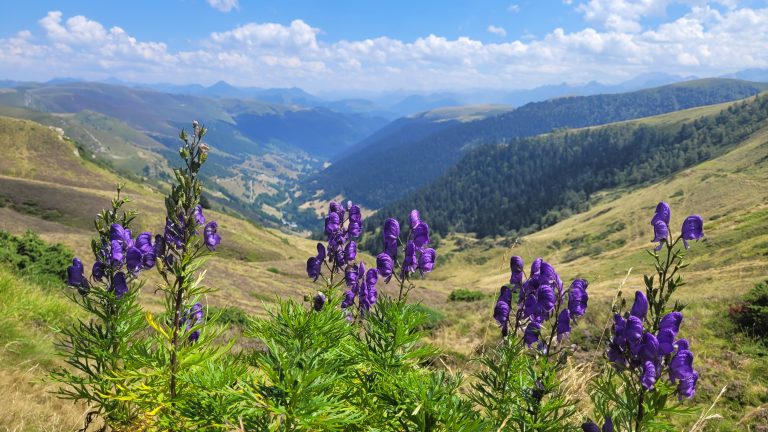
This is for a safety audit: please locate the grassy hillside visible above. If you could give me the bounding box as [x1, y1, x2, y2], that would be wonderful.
[0, 104, 766, 429]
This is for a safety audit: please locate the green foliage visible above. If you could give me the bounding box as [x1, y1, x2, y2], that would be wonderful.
[50, 186, 147, 427]
[370, 94, 768, 238]
[210, 305, 250, 327]
[730, 279, 768, 339]
[448, 288, 486, 302]
[0, 230, 72, 284]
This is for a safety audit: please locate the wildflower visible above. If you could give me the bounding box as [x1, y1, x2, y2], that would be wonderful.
[186, 303, 204, 343]
[313, 292, 326, 312]
[625, 316, 644, 353]
[204, 221, 221, 251]
[652, 220, 669, 251]
[324, 212, 340, 237]
[523, 321, 541, 347]
[383, 218, 400, 257]
[638, 332, 659, 362]
[650, 201, 671, 227]
[193, 205, 206, 225]
[111, 272, 129, 299]
[568, 279, 589, 317]
[630, 291, 648, 320]
[494, 285, 513, 335]
[418, 248, 436, 276]
[403, 240, 417, 273]
[92, 261, 105, 282]
[348, 204, 362, 238]
[413, 222, 430, 247]
[657, 311, 683, 355]
[510, 256, 524, 284]
[582, 417, 613, 432]
[341, 290, 356, 309]
[306, 243, 325, 281]
[681, 215, 704, 249]
[641, 361, 657, 390]
[376, 253, 393, 279]
[344, 241, 357, 262]
[409, 209, 420, 229]
[67, 258, 86, 287]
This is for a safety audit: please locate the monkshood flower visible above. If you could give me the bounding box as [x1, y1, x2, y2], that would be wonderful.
[204, 221, 221, 251]
[383, 218, 400, 258]
[607, 291, 698, 399]
[111, 272, 129, 299]
[306, 243, 326, 281]
[494, 256, 589, 349]
[376, 253, 394, 281]
[582, 417, 613, 432]
[681, 215, 704, 249]
[313, 292, 326, 312]
[66, 258, 90, 295]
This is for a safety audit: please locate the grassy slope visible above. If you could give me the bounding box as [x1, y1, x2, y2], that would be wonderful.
[1, 96, 767, 428]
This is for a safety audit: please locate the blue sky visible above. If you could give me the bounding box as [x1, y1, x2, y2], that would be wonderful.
[1, 1, 767, 92]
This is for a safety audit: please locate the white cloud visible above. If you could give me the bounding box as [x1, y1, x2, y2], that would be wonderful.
[207, 0, 239, 13]
[508, 4, 521, 13]
[2, 6, 768, 91]
[487, 25, 508, 37]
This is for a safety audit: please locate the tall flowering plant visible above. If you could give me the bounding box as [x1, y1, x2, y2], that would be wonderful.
[587, 202, 704, 431]
[116, 121, 229, 429]
[53, 186, 151, 427]
[472, 256, 590, 431]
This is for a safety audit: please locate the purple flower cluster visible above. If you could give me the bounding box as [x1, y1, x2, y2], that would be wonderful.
[164, 205, 220, 252]
[493, 256, 588, 347]
[67, 223, 160, 299]
[340, 262, 379, 313]
[377, 210, 436, 281]
[650, 201, 704, 250]
[607, 291, 698, 399]
[307, 201, 362, 281]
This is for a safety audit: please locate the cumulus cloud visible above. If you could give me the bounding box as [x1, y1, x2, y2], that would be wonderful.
[207, 0, 239, 12]
[488, 25, 508, 37]
[508, 4, 521, 13]
[1, 5, 767, 91]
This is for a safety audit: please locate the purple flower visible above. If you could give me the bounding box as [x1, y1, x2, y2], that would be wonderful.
[111, 272, 128, 299]
[345, 265, 359, 288]
[409, 209, 420, 229]
[344, 241, 357, 262]
[153, 234, 165, 257]
[681, 215, 704, 249]
[330, 201, 344, 219]
[110, 224, 132, 248]
[568, 279, 589, 317]
[110, 240, 124, 267]
[341, 290, 356, 309]
[92, 261, 105, 282]
[135, 232, 154, 254]
[494, 286, 513, 335]
[677, 371, 699, 400]
[403, 240, 417, 273]
[204, 221, 221, 251]
[376, 253, 394, 279]
[418, 248, 436, 275]
[126, 247, 143, 272]
[530, 258, 542, 277]
[324, 212, 340, 237]
[313, 292, 326, 312]
[630, 291, 648, 320]
[625, 316, 644, 352]
[652, 220, 669, 251]
[67, 258, 86, 287]
[306, 243, 325, 281]
[556, 309, 571, 342]
[607, 343, 626, 368]
[638, 332, 659, 362]
[510, 256, 524, 284]
[657, 311, 683, 355]
[535, 284, 556, 319]
[348, 204, 363, 238]
[651, 201, 671, 227]
[603, 417, 614, 432]
[193, 205, 206, 225]
[383, 218, 400, 257]
[641, 361, 657, 390]
[582, 418, 613, 432]
[670, 345, 695, 382]
[613, 314, 627, 345]
[164, 218, 184, 249]
[358, 268, 378, 311]
[523, 321, 541, 347]
[413, 222, 430, 248]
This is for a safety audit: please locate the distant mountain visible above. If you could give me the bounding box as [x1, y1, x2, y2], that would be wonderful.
[722, 68, 768, 83]
[303, 78, 768, 211]
[364, 91, 768, 241]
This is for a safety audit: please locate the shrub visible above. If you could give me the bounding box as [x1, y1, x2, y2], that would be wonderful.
[448, 288, 485, 302]
[730, 279, 768, 339]
[211, 306, 251, 327]
[0, 230, 72, 284]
